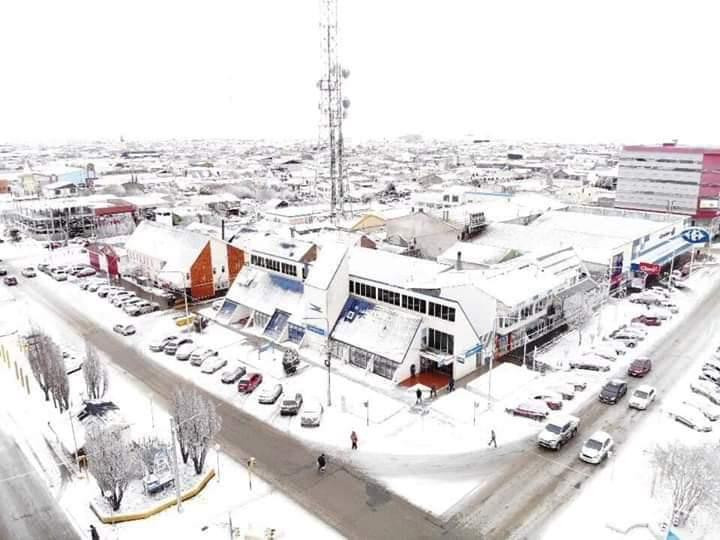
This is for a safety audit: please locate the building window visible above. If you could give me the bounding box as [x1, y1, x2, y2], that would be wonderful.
[288, 324, 305, 344]
[349, 279, 355, 293]
[349, 347, 372, 369]
[372, 357, 398, 379]
[451, 195, 459, 203]
[429, 302, 456, 321]
[401, 294, 427, 314]
[354, 282, 376, 300]
[427, 328, 454, 355]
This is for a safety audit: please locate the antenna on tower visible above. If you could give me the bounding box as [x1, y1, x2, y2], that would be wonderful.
[318, 0, 350, 218]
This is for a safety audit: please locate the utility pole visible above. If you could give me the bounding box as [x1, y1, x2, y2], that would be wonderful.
[325, 347, 332, 407]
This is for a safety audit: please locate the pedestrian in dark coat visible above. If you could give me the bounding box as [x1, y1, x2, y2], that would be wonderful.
[415, 388, 422, 404]
[90, 524, 100, 540]
[448, 378, 455, 392]
[351, 430, 358, 450]
[488, 429, 497, 448]
[430, 385, 437, 399]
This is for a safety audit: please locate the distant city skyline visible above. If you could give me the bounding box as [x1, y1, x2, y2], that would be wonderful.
[1, 0, 719, 146]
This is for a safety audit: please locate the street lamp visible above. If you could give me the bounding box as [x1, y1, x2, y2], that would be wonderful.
[158, 270, 191, 333]
[169, 411, 203, 513]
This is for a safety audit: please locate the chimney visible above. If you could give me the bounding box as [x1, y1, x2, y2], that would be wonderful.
[456, 251, 462, 271]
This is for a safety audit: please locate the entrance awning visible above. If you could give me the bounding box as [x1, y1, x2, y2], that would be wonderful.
[420, 349, 455, 366]
[634, 237, 694, 268]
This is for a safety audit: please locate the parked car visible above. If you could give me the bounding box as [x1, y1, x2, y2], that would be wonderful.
[599, 379, 627, 404]
[123, 301, 144, 316]
[3, 276, 18, 286]
[656, 300, 679, 314]
[111, 292, 134, 306]
[63, 351, 83, 375]
[569, 355, 611, 372]
[550, 383, 576, 401]
[579, 431, 614, 464]
[164, 338, 193, 356]
[611, 325, 647, 339]
[629, 293, 659, 305]
[699, 368, 720, 386]
[221, 365, 246, 384]
[201, 356, 228, 374]
[627, 357, 652, 377]
[505, 400, 551, 421]
[537, 414, 580, 450]
[149, 335, 177, 352]
[608, 333, 641, 348]
[87, 281, 103, 292]
[689, 380, 720, 405]
[668, 404, 712, 432]
[76, 267, 96, 277]
[113, 323, 136, 336]
[645, 308, 672, 320]
[631, 315, 661, 327]
[136, 301, 156, 315]
[683, 396, 720, 421]
[300, 400, 324, 427]
[21, 267, 36, 278]
[561, 373, 588, 392]
[176, 343, 199, 361]
[258, 383, 284, 404]
[51, 269, 68, 281]
[648, 286, 671, 299]
[98, 286, 122, 298]
[190, 348, 218, 367]
[280, 393, 304, 415]
[588, 345, 619, 362]
[0, 267, 7, 276]
[238, 373, 263, 393]
[37, 263, 50, 274]
[628, 385, 656, 410]
[529, 392, 563, 410]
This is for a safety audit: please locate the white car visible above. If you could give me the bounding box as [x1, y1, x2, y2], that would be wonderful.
[111, 292, 134, 306]
[21, 267, 36, 278]
[628, 384, 656, 410]
[668, 404, 712, 432]
[51, 270, 68, 281]
[550, 383, 576, 400]
[645, 307, 672, 320]
[608, 333, 641, 348]
[149, 335, 177, 352]
[690, 380, 720, 405]
[579, 431, 614, 464]
[258, 383, 283, 404]
[682, 396, 720, 421]
[201, 356, 228, 374]
[76, 267, 96, 277]
[300, 400, 324, 427]
[587, 345, 618, 362]
[112, 323, 136, 336]
[190, 348, 218, 367]
[537, 414, 579, 450]
[569, 355, 612, 372]
[176, 343, 198, 361]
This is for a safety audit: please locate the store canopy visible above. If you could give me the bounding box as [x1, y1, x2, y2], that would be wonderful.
[634, 237, 694, 268]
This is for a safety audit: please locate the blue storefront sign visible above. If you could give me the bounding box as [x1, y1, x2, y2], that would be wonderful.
[306, 325, 326, 336]
[465, 343, 483, 358]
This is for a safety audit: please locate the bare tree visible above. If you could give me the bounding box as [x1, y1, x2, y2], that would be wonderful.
[50, 356, 70, 413]
[134, 435, 166, 475]
[83, 341, 109, 400]
[24, 328, 62, 403]
[85, 426, 140, 512]
[652, 442, 720, 526]
[172, 386, 222, 475]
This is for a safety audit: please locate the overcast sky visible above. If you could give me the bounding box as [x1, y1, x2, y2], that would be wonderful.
[1, 0, 719, 145]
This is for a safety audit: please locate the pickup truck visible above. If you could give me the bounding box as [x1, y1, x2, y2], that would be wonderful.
[537, 414, 579, 450]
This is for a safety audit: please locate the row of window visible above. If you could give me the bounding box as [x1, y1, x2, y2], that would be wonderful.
[498, 298, 548, 328]
[251, 254, 298, 277]
[349, 280, 455, 321]
[428, 301, 456, 321]
[621, 157, 698, 165]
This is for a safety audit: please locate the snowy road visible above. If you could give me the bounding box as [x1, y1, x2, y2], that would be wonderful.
[0, 426, 79, 540]
[4, 261, 458, 540]
[447, 279, 720, 540]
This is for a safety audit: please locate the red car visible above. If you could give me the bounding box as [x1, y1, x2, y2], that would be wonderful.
[238, 373, 263, 393]
[631, 315, 661, 327]
[627, 357, 652, 377]
[505, 400, 550, 421]
[529, 392, 563, 410]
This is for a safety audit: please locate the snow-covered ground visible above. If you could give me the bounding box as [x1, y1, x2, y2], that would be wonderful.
[6, 240, 720, 526]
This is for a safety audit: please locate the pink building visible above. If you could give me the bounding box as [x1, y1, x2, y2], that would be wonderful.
[615, 144, 720, 225]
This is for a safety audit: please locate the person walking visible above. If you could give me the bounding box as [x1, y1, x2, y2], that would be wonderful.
[430, 385, 437, 399]
[488, 429, 497, 448]
[90, 524, 100, 540]
[415, 388, 423, 405]
[448, 378, 455, 392]
[317, 453, 327, 472]
[350, 430, 358, 450]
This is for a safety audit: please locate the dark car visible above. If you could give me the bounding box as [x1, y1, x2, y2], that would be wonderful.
[3, 276, 18, 286]
[631, 315, 661, 327]
[0, 267, 7, 276]
[627, 357, 652, 377]
[238, 373, 263, 394]
[221, 365, 246, 384]
[599, 379, 628, 404]
[280, 393, 304, 415]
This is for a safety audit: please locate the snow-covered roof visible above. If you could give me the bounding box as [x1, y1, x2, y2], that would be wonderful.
[125, 221, 209, 273]
[438, 241, 518, 267]
[225, 266, 305, 317]
[250, 234, 315, 262]
[331, 297, 421, 364]
[348, 246, 451, 288]
[474, 264, 566, 308]
[305, 242, 348, 291]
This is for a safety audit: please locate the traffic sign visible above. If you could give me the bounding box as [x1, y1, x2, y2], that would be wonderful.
[680, 227, 710, 244]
